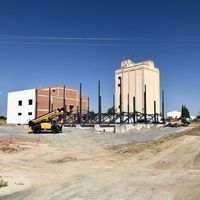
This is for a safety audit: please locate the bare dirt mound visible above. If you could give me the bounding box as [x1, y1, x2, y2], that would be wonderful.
[108, 125, 200, 155]
[1, 125, 200, 200]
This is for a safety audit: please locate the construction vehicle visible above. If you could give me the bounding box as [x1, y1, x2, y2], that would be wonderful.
[28, 108, 66, 133]
[165, 117, 190, 128]
[177, 117, 190, 126]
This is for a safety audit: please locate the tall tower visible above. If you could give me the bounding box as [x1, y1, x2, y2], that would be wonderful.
[115, 59, 160, 114]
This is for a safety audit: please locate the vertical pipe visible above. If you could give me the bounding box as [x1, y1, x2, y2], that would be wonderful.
[99, 96, 102, 124]
[63, 85, 66, 108]
[80, 83, 82, 124]
[48, 87, 51, 112]
[98, 80, 101, 124]
[118, 77, 122, 123]
[154, 100, 156, 123]
[63, 85, 66, 124]
[127, 93, 130, 124]
[35, 89, 38, 118]
[133, 96, 136, 123]
[113, 94, 115, 122]
[144, 85, 147, 124]
[87, 97, 89, 122]
[162, 90, 165, 124]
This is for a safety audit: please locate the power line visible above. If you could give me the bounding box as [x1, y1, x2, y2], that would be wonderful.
[0, 35, 199, 41]
[0, 41, 199, 46]
[0, 35, 199, 46]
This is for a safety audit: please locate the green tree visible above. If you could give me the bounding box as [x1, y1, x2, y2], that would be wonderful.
[107, 106, 115, 115]
[0, 116, 6, 120]
[181, 105, 190, 118]
[89, 111, 96, 121]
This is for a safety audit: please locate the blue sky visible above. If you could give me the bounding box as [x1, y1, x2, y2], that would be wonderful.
[0, 0, 200, 117]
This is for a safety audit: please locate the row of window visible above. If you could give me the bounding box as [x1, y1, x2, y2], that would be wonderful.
[17, 106, 75, 116]
[18, 100, 76, 110]
[18, 99, 33, 106]
[18, 112, 32, 116]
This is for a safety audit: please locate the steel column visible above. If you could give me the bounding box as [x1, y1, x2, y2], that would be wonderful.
[154, 100, 156, 123]
[98, 80, 101, 124]
[162, 90, 165, 124]
[48, 87, 51, 112]
[80, 83, 82, 124]
[133, 96, 136, 123]
[144, 85, 147, 123]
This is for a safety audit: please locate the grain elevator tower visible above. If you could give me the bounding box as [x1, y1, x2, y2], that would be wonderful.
[115, 59, 160, 114]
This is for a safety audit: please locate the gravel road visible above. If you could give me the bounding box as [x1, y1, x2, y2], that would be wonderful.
[0, 123, 191, 143]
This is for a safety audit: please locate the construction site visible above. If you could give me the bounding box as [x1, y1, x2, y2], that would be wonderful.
[0, 120, 200, 200]
[1, 59, 200, 199]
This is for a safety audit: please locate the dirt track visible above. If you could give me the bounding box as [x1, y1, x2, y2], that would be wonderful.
[0, 124, 200, 200]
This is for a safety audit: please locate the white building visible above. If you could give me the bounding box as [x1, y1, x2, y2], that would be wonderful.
[7, 85, 88, 124]
[166, 110, 181, 119]
[7, 89, 36, 124]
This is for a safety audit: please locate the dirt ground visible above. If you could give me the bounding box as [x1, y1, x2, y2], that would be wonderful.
[0, 123, 200, 200]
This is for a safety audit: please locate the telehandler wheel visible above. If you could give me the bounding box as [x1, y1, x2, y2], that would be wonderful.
[51, 125, 59, 133]
[33, 125, 41, 133]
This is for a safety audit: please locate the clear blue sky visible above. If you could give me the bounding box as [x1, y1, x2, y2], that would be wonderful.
[0, 0, 200, 117]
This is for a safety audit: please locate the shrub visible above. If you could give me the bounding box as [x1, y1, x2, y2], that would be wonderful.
[0, 179, 8, 188]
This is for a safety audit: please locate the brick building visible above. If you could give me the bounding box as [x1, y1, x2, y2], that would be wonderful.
[7, 85, 88, 124]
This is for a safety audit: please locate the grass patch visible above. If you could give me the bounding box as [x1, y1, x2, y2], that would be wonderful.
[0, 179, 8, 188]
[0, 144, 18, 153]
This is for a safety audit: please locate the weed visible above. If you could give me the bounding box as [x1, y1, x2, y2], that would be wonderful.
[0, 179, 8, 188]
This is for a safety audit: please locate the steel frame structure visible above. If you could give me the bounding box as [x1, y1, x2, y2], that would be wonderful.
[63, 81, 165, 126]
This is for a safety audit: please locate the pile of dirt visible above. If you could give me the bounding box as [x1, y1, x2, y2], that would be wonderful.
[184, 125, 200, 136]
[190, 119, 200, 126]
[108, 125, 200, 155]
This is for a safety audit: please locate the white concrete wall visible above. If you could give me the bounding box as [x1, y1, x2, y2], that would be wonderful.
[7, 89, 36, 124]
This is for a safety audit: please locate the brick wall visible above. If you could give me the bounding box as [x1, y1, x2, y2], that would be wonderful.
[36, 85, 88, 117]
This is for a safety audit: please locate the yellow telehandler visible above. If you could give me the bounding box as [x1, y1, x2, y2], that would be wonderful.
[28, 108, 66, 133]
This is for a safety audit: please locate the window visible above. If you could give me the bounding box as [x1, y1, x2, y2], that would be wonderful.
[28, 99, 33, 105]
[28, 112, 32, 115]
[18, 113, 22, 116]
[69, 105, 74, 110]
[18, 100, 22, 106]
